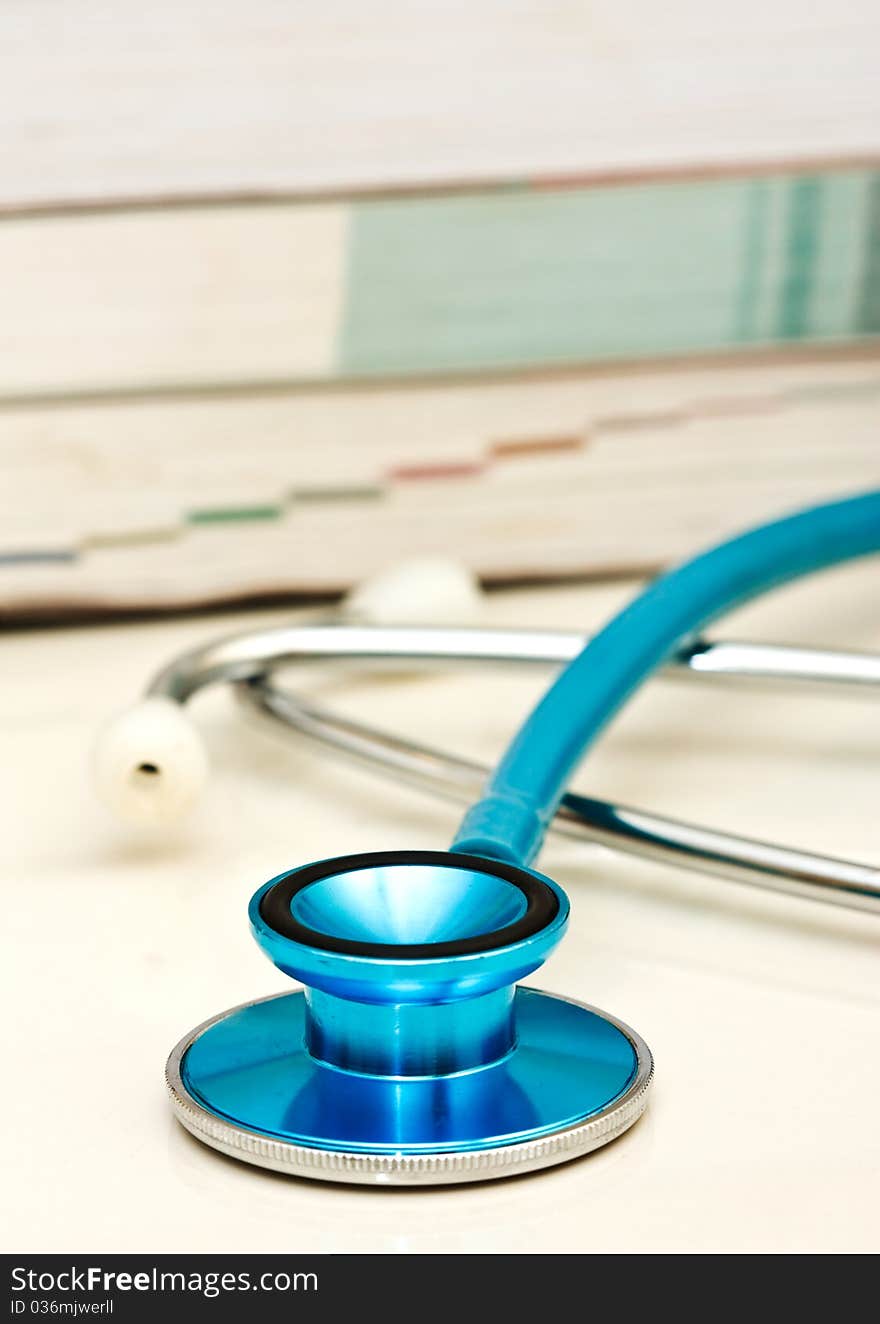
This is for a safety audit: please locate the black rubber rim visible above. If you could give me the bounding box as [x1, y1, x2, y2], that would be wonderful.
[258, 850, 559, 959]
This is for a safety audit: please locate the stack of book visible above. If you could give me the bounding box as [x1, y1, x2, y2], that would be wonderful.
[2, 3, 878, 620]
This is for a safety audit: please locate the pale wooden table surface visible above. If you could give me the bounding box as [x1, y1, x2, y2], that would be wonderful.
[2, 570, 878, 1252]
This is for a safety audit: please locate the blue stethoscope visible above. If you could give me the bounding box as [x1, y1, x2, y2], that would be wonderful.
[102, 490, 880, 1184]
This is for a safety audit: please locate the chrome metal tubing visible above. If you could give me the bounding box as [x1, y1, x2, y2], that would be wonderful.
[149, 622, 880, 704]
[239, 680, 880, 915]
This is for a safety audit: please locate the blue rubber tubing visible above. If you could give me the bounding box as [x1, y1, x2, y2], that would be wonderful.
[454, 488, 880, 867]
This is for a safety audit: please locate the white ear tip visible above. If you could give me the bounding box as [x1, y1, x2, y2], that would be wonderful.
[92, 697, 208, 827]
[343, 558, 483, 626]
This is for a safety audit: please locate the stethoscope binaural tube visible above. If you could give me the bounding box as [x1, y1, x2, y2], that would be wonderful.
[238, 681, 880, 914]
[94, 515, 880, 907]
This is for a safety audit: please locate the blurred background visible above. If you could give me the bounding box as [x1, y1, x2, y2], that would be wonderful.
[2, 0, 879, 624]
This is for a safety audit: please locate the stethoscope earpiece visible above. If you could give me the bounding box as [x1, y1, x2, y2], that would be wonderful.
[92, 696, 207, 827]
[167, 850, 652, 1184]
[341, 556, 484, 627]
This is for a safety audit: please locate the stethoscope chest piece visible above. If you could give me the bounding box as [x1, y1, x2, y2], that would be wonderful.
[166, 851, 653, 1185]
